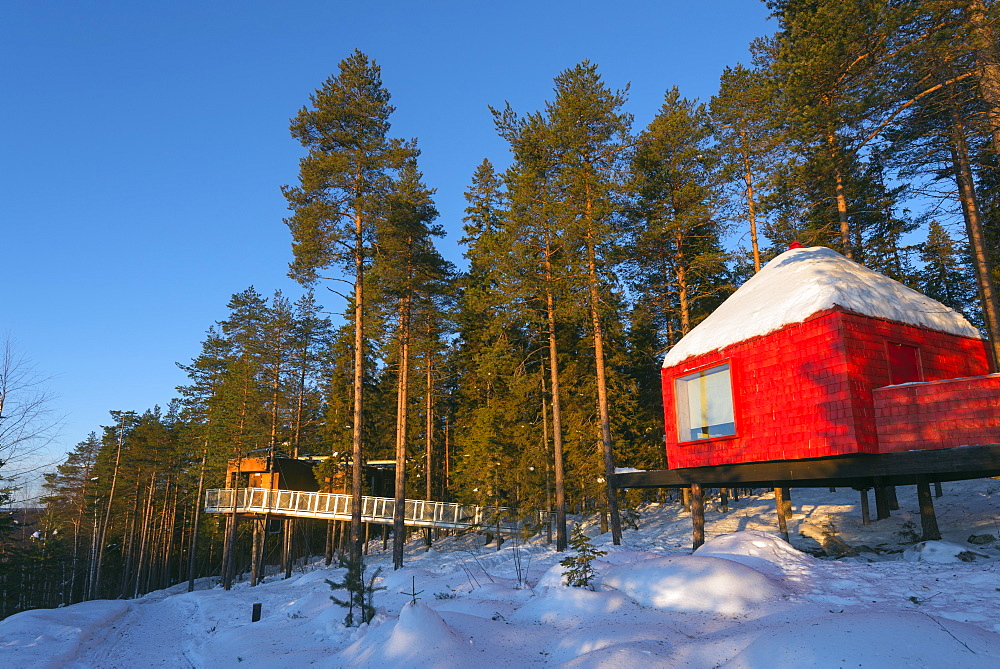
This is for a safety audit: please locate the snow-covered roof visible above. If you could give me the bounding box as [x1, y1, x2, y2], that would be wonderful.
[663, 246, 982, 368]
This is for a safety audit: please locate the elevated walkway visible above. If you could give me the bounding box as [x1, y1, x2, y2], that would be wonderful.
[205, 488, 541, 534]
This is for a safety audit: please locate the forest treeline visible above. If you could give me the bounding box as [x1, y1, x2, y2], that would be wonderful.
[3, 0, 999, 617]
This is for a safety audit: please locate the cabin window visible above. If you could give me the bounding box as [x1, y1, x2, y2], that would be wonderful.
[675, 363, 736, 442]
[886, 342, 921, 385]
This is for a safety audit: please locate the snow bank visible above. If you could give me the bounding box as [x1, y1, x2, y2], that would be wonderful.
[724, 611, 1000, 668]
[510, 586, 634, 626]
[600, 555, 787, 615]
[664, 246, 981, 367]
[694, 530, 813, 577]
[335, 602, 477, 668]
[0, 600, 129, 669]
[903, 540, 991, 563]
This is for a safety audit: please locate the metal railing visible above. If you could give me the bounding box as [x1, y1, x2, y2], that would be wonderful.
[204, 488, 544, 533]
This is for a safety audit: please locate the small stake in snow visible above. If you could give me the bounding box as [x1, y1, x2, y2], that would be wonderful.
[402, 576, 423, 604]
[251, 602, 262, 622]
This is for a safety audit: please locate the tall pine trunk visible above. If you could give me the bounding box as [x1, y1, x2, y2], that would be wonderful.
[584, 196, 622, 545]
[948, 91, 1000, 369]
[393, 297, 412, 569]
[350, 208, 365, 561]
[425, 337, 434, 503]
[741, 128, 762, 272]
[187, 445, 207, 592]
[543, 239, 568, 551]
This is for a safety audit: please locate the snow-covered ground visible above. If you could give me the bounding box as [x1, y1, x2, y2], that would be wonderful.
[3, 480, 1000, 668]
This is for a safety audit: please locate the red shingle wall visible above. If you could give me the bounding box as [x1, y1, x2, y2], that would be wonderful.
[874, 374, 1000, 452]
[839, 312, 991, 454]
[662, 307, 992, 469]
[664, 310, 856, 469]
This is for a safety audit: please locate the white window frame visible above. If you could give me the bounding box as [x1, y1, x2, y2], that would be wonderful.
[675, 362, 736, 442]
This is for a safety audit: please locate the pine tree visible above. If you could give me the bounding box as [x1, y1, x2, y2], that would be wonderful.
[492, 108, 576, 550]
[40, 433, 102, 604]
[766, 0, 905, 259]
[282, 50, 411, 558]
[542, 61, 632, 545]
[919, 220, 980, 323]
[325, 553, 384, 626]
[627, 88, 731, 343]
[710, 64, 783, 272]
[559, 526, 606, 589]
[372, 155, 453, 568]
[453, 159, 549, 519]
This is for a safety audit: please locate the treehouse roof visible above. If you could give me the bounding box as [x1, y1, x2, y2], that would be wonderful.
[662, 246, 982, 368]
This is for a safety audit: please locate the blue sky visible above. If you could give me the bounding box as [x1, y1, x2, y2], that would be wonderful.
[2, 1, 773, 496]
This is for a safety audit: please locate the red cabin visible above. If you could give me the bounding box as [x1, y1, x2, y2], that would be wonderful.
[661, 246, 998, 469]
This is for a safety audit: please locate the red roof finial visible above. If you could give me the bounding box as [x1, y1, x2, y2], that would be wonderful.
[789, 241, 805, 250]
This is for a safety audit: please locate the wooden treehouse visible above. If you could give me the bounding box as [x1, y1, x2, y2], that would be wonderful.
[612, 245, 1000, 548]
[226, 455, 321, 492]
[207, 454, 532, 589]
[224, 455, 395, 497]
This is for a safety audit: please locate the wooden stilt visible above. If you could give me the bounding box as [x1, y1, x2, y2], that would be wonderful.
[774, 488, 790, 542]
[280, 518, 288, 576]
[859, 488, 871, 526]
[887, 485, 899, 511]
[681, 487, 692, 513]
[250, 518, 262, 587]
[222, 513, 238, 591]
[780, 487, 792, 518]
[719, 488, 729, 513]
[690, 483, 705, 549]
[874, 482, 891, 520]
[934, 482, 943, 498]
[916, 479, 942, 541]
[284, 518, 294, 579]
[325, 520, 334, 567]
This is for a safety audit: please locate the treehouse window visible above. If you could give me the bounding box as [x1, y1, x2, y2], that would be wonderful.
[675, 363, 736, 442]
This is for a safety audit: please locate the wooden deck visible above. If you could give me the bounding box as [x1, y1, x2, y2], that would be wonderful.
[611, 444, 1000, 490]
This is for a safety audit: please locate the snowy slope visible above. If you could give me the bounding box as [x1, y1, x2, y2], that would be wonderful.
[2, 480, 1000, 668]
[663, 246, 982, 368]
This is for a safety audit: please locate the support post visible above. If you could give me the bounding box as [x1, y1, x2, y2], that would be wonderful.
[690, 483, 705, 550]
[774, 488, 790, 542]
[780, 487, 792, 518]
[250, 518, 263, 587]
[916, 478, 942, 541]
[284, 518, 294, 579]
[874, 482, 891, 520]
[222, 513, 238, 591]
[859, 488, 871, 526]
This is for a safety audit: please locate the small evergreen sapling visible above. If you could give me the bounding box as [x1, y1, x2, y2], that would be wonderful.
[325, 553, 385, 626]
[559, 527, 607, 589]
